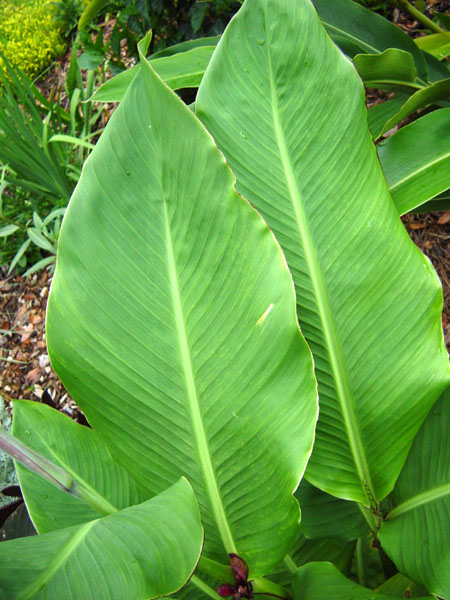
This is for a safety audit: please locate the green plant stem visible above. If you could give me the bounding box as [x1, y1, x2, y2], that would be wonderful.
[283, 554, 298, 574]
[252, 577, 291, 599]
[357, 501, 378, 534]
[0, 427, 72, 492]
[197, 556, 234, 582]
[190, 575, 221, 599]
[0, 428, 117, 515]
[356, 537, 365, 586]
[391, 0, 446, 34]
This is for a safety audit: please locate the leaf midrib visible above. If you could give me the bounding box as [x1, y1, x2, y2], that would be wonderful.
[19, 520, 96, 599]
[389, 482, 450, 518]
[388, 150, 450, 191]
[265, 19, 374, 504]
[162, 200, 237, 554]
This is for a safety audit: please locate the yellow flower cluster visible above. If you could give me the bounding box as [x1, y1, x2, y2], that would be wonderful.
[0, 0, 66, 78]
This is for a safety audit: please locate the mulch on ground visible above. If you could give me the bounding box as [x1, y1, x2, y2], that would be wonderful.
[0, 268, 85, 423]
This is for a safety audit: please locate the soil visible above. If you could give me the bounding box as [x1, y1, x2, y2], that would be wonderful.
[1, 3, 449, 421]
[0, 268, 86, 424]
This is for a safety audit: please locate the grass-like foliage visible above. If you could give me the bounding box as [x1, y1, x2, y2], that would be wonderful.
[0, 51, 102, 273]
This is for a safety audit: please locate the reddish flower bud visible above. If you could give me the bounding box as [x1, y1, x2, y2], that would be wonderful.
[217, 584, 236, 597]
[229, 553, 249, 584]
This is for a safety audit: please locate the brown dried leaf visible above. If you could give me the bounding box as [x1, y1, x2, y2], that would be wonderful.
[25, 367, 41, 384]
[437, 211, 450, 225]
[20, 324, 34, 342]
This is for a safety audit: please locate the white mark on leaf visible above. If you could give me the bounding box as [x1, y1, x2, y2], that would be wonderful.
[256, 303, 274, 327]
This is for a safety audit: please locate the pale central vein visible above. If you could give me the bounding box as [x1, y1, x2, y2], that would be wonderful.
[162, 201, 237, 554]
[389, 482, 450, 519]
[266, 34, 374, 504]
[20, 520, 96, 599]
[388, 151, 450, 191]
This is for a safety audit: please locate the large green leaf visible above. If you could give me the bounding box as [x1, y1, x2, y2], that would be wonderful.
[269, 536, 356, 590]
[413, 189, 450, 213]
[379, 388, 450, 599]
[92, 45, 216, 102]
[293, 562, 433, 600]
[376, 78, 450, 137]
[311, 0, 428, 81]
[376, 573, 430, 599]
[296, 480, 367, 541]
[12, 400, 148, 533]
[46, 43, 318, 575]
[422, 50, 450, 83]
[353, 49, 419, 91]
[377, 109, 450, 214]
[91, 66, 139, 103]
[196, 0, 449, 506]
[367, 95, 408, 139]
[415, 33, 450, 60]
[0, 478, 203, 600]
[151, 35, 221, 59]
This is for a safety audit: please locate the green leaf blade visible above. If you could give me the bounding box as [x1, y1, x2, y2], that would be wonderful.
[311, 0, 428, 80]
[378, 109, 450, 214]
[367, 96, 408, 139]
[378, 78, 450, 136]
[353, 49, 418, 89]
[293, 562, 434, 600]
[196, 0, 449, 505]
[12, 400, 148, 532]
[92, 45, 215, 103]
[0, 478, 203, 600]
[47, 51, 318, 575]
[415, 33, 450, 60]
[379, 388, 450, 598]
[296, 480, 367, 541]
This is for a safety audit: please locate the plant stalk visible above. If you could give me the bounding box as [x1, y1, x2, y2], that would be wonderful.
[190, 575, 222, 599]
[198, 556, 234, 582]
[391, 0, 446, 34]
[356, 537, 365, 586]
[252, 577, 291, 599]
[357, 501, 378, 534]
[283, 554, 298, 574]
[0, 427, 117, 516]
[0, 427, 73, 492]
